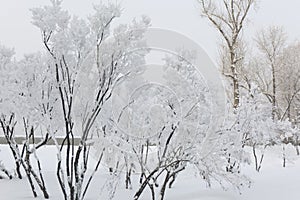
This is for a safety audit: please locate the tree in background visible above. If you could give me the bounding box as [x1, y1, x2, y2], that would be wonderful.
[254, 26, 287, 120]
[199, 0, 255, 109]
[277, 42, 300, 124]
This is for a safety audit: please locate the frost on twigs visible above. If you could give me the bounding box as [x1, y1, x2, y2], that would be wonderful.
[30, 0, 150, 199]
[93, 47, 250, 199]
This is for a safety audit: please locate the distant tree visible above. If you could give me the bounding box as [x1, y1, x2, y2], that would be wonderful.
[276, 43, 300, 165]
[277, 42, 300, 123]
[242, 29, 300, 168]
[254, 26, 287, 120]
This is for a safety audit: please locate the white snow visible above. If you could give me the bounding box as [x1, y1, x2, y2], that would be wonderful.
[1, 145, 300, 200]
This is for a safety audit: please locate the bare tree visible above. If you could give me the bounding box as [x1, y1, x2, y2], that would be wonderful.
[255, 26, 287, 120]
[277, 43, 300, 162]
[199, 0, 255, 108]
[247, 27, 300, 168]
[277, 42, 300, 123]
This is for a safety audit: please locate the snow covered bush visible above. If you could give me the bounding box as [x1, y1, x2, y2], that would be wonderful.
[236, 85, 276, 171]
[95, 49, 251, 200]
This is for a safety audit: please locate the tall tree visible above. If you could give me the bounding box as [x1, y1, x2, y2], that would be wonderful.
[199, 0, 255, 108]
[31, 1, 150, 199]
[255, 26, 286, 120]
[277, 42, 300, 123]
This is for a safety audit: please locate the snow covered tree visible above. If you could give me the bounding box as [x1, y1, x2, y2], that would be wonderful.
[31, 0, 150, 199]
[0, 44, 23, 179]
[237, 85, 277, 171]
[14, 52, 61, 199]
[0, 44, 58, 198]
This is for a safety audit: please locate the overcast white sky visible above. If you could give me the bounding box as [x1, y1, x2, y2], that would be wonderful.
[0, 0, 300, 60]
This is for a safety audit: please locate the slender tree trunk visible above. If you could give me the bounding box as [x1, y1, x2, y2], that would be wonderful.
[230, 52, 240, 109]
[282, 144, 286, 167]
[252, 144, 265, 172]
[22, 158, 38, 198]
[148, 183, 155, 200]
[125, 164, 132, 189]
[15, 160, 22, 179]
[134, 169, 158, 200]
[159, 172, 170, 200]
[272, 63, 277, 120]
[233, 72, 240, 109]
[295, 136, 299, 156]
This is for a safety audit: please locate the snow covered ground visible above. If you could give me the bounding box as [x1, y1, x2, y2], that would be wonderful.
[1, 145, 300, 200]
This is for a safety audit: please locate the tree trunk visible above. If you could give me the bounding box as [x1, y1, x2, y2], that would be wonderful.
[272, 63, 277, 120]
[159, 172, 170, 200]
[134, 169, 158, 200]
[231, 58, 240, 109]
[282, 145, 286, 167]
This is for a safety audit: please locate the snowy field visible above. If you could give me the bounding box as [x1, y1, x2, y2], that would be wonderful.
[1, 145, 300, 200]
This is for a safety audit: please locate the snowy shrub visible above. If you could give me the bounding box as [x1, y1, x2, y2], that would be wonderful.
[93, 49, 252, 200]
